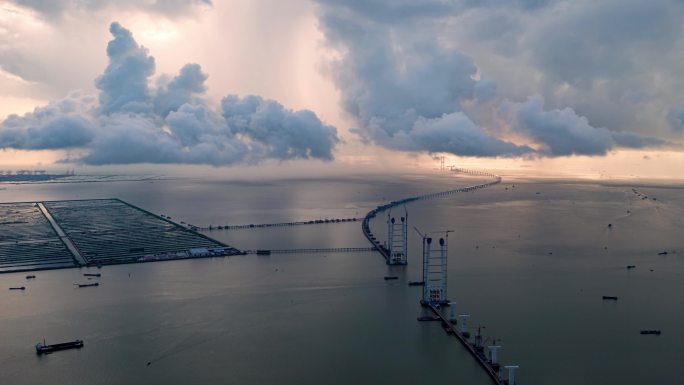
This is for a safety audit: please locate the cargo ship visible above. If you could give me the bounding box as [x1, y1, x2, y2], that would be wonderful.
[76, 283, 99, 288]
[35, 339, 84, 354]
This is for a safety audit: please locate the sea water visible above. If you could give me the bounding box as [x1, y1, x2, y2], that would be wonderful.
[1, 172, 683, 384]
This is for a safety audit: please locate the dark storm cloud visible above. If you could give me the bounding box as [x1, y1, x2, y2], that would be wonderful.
[511, 96, 615, 156]
[0, 92, 96, 150]
[529, 0, 680, 88]
[0, 23, 339, 166]
[317, 2, 531, 157]
[96, 22, 156, 115]
[667, 107, 684, 132]
[315, 0, 457, 24]
[154, 63, 208, 118]
[10, 0, 211, 17]
[406, 112, 532, 157]
[474, 78, 497, 104]
[222, 96, 339, 161]
[509, 96, 666, 156]
[315, 0, 675, 157]
[611, 132, 667, 149]
[77, 111, 247, 166]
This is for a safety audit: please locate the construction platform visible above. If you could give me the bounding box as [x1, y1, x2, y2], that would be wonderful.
[0, 199, 241, 273]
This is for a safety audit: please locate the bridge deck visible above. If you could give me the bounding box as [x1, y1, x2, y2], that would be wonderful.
[361, 170, 502, 263]
[244, 247, 377, 254]
[425, 304, 505, 385]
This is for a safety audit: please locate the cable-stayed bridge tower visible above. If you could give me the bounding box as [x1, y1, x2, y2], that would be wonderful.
[420, 235, 449, 305]
[386, 210, 408, 265]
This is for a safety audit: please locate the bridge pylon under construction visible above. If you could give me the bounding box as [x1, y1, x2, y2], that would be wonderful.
[421, 236, 449, 306]
[386, 210, 408, 265]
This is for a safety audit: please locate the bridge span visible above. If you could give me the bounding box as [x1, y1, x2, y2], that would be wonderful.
[360, 169, 514, 384]
[243, 247, 377, 255]
[361, 169, 502, 263]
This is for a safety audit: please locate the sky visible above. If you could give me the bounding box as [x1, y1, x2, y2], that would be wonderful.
[1, 0, 683, 179]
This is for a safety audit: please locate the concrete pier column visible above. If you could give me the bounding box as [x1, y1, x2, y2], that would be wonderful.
[504, 365, 519, 385]
[488, 345, 501, 364]
[459, 314, 470, 334]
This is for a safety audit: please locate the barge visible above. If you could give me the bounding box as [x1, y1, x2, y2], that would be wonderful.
[76, 283, 99, 288]
[35, 339, 84, 354]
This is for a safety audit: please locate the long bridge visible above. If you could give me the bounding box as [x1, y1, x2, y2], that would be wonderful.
[359, 168, 516, 384]
[190, 217, 362, 232]
[425, 304, 505, 385]
[243, 247, 377, 255]
[362, 168, 502, 262]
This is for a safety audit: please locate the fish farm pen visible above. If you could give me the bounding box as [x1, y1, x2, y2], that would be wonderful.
[0, 198, 241, 273]
[0, 203, 77, 273]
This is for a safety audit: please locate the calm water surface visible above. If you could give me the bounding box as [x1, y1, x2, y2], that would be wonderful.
[1, 172, 683, 384]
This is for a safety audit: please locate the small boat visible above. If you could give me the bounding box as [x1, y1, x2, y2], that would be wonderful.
[9, 286, 25, 290]
[626, 265, 636, 269]
[408, 281, 425, 286]
[83, 273, 101, 277]
[256, 250, 271, 255]
[602, 296, 618, 300]
[35, 339, 84, 354]
[658, 251, 668, 255]
[383, 276, 398, 280]
[640, 330, 661, 335]
[26, 275, 36, 279]
[76, 283, 99, 288]
[417, 315, 441, 322]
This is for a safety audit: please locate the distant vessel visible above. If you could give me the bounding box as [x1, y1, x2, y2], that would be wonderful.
[35, 339, 84, 354]
[408, 281, 425, 286]
[602, 296, 618, 300]
[256, 250, 271, 255]
[626, 265, 636, 269]
[9, 286, 25, 290]
[383, 276, 398, 280]
[76, 283, 99, 288]
[83, 273, 101, 277]
[640, 330, 661, 335]
[26, 275, 36, 279]
[658, 251, 668, 255]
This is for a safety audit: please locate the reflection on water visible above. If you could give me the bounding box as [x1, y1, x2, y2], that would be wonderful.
[1, 173, 683, 384]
